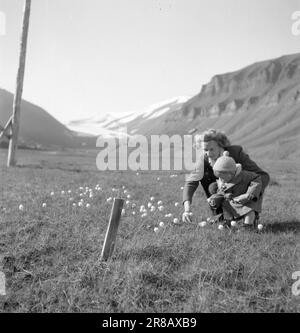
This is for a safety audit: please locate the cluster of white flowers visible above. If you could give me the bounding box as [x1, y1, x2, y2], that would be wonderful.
[102, 182, 188, 233]
[14, 178, 264, 234]
[105, 186, 183, 232]
[45, 184, 104, 211]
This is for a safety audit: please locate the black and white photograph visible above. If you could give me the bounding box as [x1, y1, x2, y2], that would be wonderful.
[0, 0, 299, 317]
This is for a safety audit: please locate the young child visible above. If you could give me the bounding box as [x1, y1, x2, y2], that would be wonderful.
[207, 152, 263, 225]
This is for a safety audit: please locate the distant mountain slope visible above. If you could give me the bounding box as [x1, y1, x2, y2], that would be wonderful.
[178, 53, 300, 159]
[0, 89, 96, 148]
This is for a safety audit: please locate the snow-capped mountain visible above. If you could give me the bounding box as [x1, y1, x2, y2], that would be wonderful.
[67, 96, 191, 137]
[68, 113, 122, 137]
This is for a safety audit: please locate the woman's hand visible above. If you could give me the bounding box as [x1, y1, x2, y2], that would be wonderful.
[182, 201, 193, 222]
[182, 211, 193, 223]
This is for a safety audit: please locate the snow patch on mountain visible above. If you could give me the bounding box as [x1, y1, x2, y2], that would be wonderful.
[66, 96, 191, 136]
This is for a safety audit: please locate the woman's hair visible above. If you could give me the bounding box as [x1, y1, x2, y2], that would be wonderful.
[194, 129, 231, 148]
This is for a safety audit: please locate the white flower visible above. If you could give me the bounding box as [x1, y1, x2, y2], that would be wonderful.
[150, 206, 156, 212]
[19, 204, 24, 211]
[180, 187, 184, 190]
[107, 197, 112, 203]
[50, 192, 54, 196]
[132, 211, 136, 216]
[42, 203, 47, 208]
[86, 203, 91, 208]
[72, 203, 76, 207]
[230, 221, 237, 227]
[218, 224, 224, 230]
[126, 200, 131, 205]
[127, 194, 131, 199]
[159, 221, 165, 228]
[61, 191, 65, 195]
[124, 190, 128, 194]
[140, 205, 145, 212]
[78, 202, 83, 207]
[257, 224, 263, 231]
[198, 221, 207, 227]
[147, 202, 152, 208]
[68, 190, 72, 194]
[157, 200, 163, 205]
[157, 177, 160, 181]
[173, 218, 180, 224]
[154, 227, 160, 233]
[150, 196, 155, 201]
[141, 213, 148, 218]
[158, 206, 164, 211]
[131, 203, 136, 208]
[69, 197, 74, 202]
[174, 202, 179, 207]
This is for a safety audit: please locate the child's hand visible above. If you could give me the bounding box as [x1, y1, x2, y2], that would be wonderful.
[224, 193, 233, 200]
[233, 194, 250, 204]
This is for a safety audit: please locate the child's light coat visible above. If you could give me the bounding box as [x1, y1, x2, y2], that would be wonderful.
[217, 169, 262, 217]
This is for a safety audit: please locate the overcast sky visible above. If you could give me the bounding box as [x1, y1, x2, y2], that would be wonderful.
[0, 0, 300, 123]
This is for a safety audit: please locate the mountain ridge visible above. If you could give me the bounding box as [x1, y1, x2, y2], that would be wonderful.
[0, 88, 96, 149]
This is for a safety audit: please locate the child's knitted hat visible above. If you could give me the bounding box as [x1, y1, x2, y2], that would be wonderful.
[213, 151, 236, 173]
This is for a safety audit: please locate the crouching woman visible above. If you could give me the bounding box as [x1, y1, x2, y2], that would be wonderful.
[182, 129, 270, 224]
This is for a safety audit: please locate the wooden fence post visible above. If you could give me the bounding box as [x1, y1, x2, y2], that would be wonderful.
[7, 0, 31, 167]
[100, 198, 124, 261]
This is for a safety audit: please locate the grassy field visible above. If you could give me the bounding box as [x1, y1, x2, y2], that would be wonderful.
[0, 148, 299, 313]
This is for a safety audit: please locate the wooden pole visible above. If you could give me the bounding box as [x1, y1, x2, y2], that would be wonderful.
[7, 0, 31, 167]
[100, 198, 124, 261]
